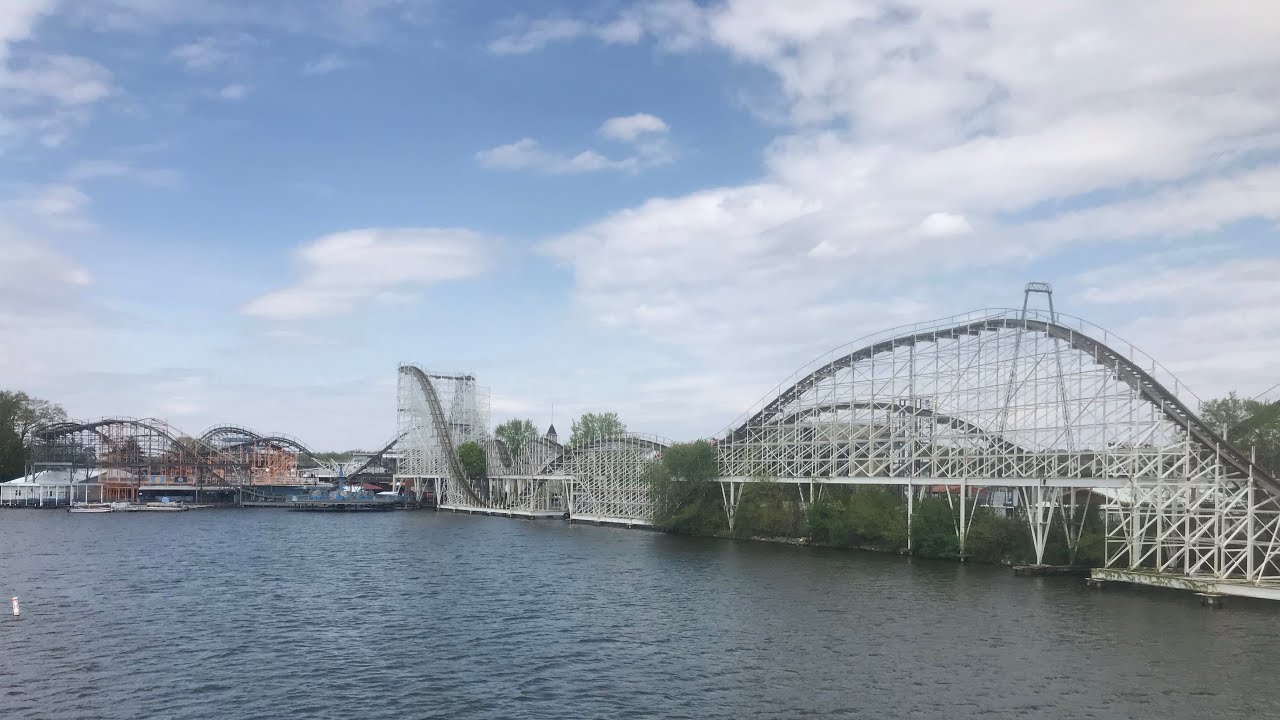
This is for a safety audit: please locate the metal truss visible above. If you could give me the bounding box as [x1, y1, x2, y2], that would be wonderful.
[558, 434, 670, 526]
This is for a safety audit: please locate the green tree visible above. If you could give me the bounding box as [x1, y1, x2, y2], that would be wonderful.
[1201, 392, 1280, 475]
[569, 412, 626, 446]
[649, 440, 725, 535]
[0, 421, 23, 481]
[456, 441, 487, 480]
[0, 391, 67, 481]
[495, 418, 539, 457]
[661, 440, 718, 482]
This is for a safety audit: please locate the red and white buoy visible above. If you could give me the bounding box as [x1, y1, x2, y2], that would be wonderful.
[11, 596, 19, 616]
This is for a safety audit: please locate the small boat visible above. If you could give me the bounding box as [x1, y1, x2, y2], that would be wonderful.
[141, 502, 189, 511]
[68, 504, 112, 513]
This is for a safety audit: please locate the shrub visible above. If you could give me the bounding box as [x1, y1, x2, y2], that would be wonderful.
[806, 487, 907, 550]
[911, 496, 960, 559]
[734, 481, 806, 538]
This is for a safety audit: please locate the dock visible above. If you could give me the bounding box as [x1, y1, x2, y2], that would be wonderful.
[1013, 565, 1093, 577]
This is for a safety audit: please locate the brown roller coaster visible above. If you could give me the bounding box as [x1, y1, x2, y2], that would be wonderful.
[28, 418, 397, 501]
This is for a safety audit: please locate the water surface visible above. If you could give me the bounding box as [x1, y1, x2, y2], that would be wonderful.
[2, 510, 1278, 719]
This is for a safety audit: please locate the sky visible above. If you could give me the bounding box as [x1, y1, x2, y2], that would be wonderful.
[2, 0, 1279, 450]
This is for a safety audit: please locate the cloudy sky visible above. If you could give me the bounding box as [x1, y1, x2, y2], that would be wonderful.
[2, 0, 1278, 449]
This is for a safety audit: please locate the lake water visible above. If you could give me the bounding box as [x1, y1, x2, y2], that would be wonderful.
[2, 509, 1279, 719]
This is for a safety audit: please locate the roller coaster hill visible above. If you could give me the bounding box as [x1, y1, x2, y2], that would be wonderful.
[394, 285, 1280, 601]
[19, 421, 400, 505]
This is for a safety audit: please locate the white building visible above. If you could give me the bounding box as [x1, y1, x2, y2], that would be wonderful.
[1, 469, 124, 506]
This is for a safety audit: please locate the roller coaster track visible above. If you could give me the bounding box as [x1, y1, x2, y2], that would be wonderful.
[34, 417, 235, 485]
[494, 437, 514, 469]
[346, 433, 406, 477]
[730, 314, 1276, 495]
[200, 424, 401, 478]
[399, 365, 484, 505]
[201, 425, 312, 451]
[542, 433, 670, 475]
[769, 400, 1028, 453]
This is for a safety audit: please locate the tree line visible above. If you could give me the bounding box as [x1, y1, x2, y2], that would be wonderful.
[0, 391, 67, 481]
[454, 412, 631, 481]
[493, 412, 627, 452]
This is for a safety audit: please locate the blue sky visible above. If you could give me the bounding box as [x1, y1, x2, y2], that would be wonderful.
[3, 0, 1279, 449]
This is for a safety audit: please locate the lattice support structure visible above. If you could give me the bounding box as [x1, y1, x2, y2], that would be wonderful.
[396, 363, 568, 516]
[396, 365, 484, 507]
[27, 418, 321, 501]
[1104, 451, 1280, 583]
[711, 308, 1280, 582]
[560, 434, 669, 526]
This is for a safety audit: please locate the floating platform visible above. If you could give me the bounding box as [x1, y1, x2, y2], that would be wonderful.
[1013, 565, 1092, 577]
[287, 498, 397, 512]
[568, 514, 654, 529]
[439, 505, 566, 519]
[1090, 568, 1280, 602]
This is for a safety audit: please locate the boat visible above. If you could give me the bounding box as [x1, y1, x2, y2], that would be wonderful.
[141, 502, 189, 511]
[68, 503, 112, 513]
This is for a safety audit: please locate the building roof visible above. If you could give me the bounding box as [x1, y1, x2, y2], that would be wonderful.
[3, 468, 133, 485]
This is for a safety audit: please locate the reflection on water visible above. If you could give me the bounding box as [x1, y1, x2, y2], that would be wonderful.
[2, 510, 1278, 719]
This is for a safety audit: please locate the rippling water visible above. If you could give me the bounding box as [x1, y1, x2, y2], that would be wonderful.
[2, 509, 1279, 719]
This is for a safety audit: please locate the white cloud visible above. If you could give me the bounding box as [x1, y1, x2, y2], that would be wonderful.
[477, 115, 675, 175]
[7, 183, 93, 232]
[919, 212, 973, 238]
[0, 4, 114, 151]
[475, 138, 637, 174]
[512, 0, 1280, 431]
[216, 83, 249, 101]
[1069, 252, 1280, 402]
[171, 36, 235, 71]
[489, 18, 589, 55]
[489, 2, 706, 55]
[67, 160, 181, 187]
[0, 1, 54, 57]
[0, 225, 91, 297]
[598, 113, 668, 142]
[241, 228, 496, 320]
[0, 54, 112, 105]
[1022, 166, 1280, 248]
[303, 53, 349, 76]
[0, 219, 94, 385]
